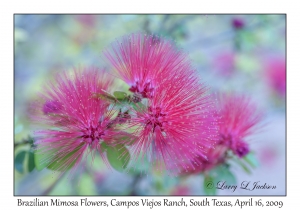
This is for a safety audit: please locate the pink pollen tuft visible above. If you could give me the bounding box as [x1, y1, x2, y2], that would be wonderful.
[31, 67, 128, 174]
[43, 100, 62, 114]
[218, 94, 263, 158]
[103, 33, 191, 99]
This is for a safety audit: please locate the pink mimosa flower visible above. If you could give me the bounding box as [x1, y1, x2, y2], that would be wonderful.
[124, 71, 219, 174]
[218, 94, 263, 158]
[182, 94, 262, 175]
[103, 33, 191, 99]
[103, 33, 219, 174]
[32, 67, 126, 172]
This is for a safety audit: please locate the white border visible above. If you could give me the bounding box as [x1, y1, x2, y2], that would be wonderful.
[1, 0, 297, 209]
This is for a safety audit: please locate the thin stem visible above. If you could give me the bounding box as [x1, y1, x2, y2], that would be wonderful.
[14, 139, 33, 148]
[129, 174, 143, 195]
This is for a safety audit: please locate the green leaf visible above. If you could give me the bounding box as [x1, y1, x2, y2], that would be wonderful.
[211, 165, 237, 186]
[223, 169, 236, 185]
[241, 164, 252, 174]
[34, 144, 83, 171]
[27, 151, 35, 172]
[104, 142, 130, 172]
[203, 175, 216, 195]
[231, 154, 252, 174]
[15, 151, 26, 173]
[47, 147, 81, 171]
[243, 152, 259, 168]
[91, 91, 117, 103]
[28, 136, 34, 147]
[113, 91, 127, 100]
[34, 150, 48, 171]
[100, 142, 109, 152]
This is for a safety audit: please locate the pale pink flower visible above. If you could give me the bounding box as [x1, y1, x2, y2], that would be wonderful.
[218, 94, 263, 158]
[103, 33, 191, 99]
[182, 94, 262, 174]
[264, 57, 286, 98]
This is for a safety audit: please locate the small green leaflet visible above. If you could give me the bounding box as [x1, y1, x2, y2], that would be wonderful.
[210, 165, 237, 186]
[91, 89, 117, 103]
[34, 149, 48, 171]
[101, 142, 130, 172]
[113, 91, 128, 100]
[15, 150, 36, 173]
[47, 148, 80, 171]
[27, 151, 35, 172]
[234, 157, 252, 174]
[203, 175, 216, 195]
[243, 152, 259, 168]
[34, 144, 84, 171]
[15, 151, 26, 173]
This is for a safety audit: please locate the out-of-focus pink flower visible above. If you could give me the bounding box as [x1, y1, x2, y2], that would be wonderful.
[103, 33, 191, 99]
[94, 171, 105, 183]
[264, 58, 286, 98]
[232, 18, 245, 29]
[218, 94, 263, 158]
[181, 94, 263, 175]
[171, 186, 190, 196]
[213, 51, 236, 77]
[42, 100, 62, 114]
[76, 15, 97, 28]
[31, 67, 127, 172]
[258, 146, 277, 167]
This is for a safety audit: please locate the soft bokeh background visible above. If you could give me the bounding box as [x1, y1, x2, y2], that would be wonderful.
[14, 14, 286, 195]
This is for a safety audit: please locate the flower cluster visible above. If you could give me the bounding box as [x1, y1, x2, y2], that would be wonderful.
[31, 33, 263, 176]
[103, 33, 219, 174]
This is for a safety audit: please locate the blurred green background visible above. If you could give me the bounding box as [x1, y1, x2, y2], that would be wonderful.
[14, 14, 286, 195]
